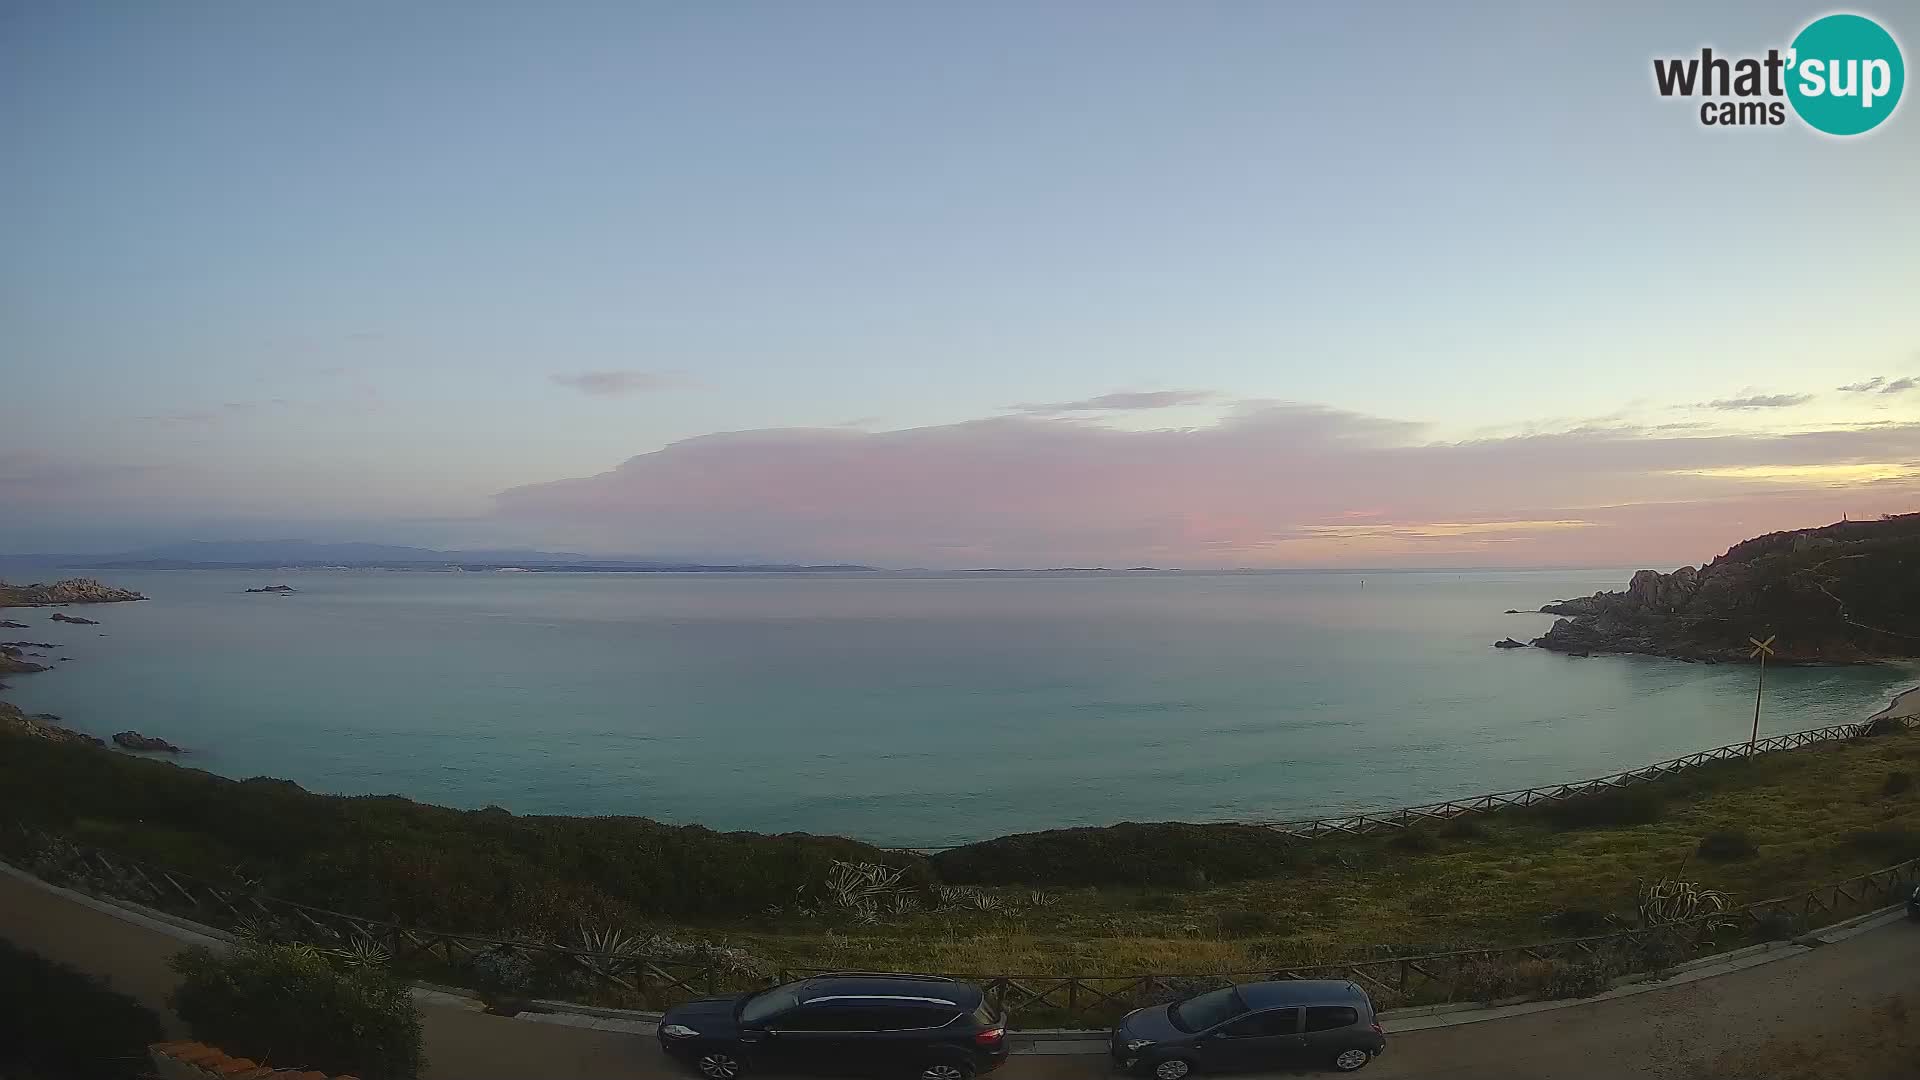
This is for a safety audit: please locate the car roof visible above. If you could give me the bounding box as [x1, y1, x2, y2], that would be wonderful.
[797, 976, 983, 1009]
[1238, 980, 1370, 1010]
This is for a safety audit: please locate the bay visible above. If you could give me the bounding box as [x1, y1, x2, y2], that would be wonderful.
[4, 569, 1911, 847]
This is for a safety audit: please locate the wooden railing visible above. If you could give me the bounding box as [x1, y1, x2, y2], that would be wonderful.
[7, 824, 1916, 1029]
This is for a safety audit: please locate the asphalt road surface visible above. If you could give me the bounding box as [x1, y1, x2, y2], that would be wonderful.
[1010, 917, 1920, 1080]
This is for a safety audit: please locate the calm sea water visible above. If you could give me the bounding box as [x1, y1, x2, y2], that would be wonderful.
[3, 569, 1912, 847]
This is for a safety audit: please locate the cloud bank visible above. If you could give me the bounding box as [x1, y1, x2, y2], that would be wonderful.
[494, 404, 1920, 567]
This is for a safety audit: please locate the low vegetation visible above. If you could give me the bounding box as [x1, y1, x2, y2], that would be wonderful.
[169, 941, 424, 1080]
[0, 939, 165, 1080]
[2, 720, 1917, 1014]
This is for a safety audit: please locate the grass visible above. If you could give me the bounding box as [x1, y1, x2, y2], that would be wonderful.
[2, 719, 1917, 1000]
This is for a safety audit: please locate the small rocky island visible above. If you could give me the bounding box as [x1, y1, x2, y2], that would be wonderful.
[49, 613, 99, 625]
[245, 584, 297, 593]
[1530, 513, 1920, 663]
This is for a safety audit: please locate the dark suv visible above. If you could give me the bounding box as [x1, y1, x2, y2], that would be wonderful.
[658, 973, 1008, 1080]
[1110, 980, 1385, 1075]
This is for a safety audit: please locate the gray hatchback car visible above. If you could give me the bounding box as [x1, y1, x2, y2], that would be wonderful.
[1110, 980, 1385, 1076]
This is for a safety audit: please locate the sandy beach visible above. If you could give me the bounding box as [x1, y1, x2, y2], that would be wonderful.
[1867, 684, 1920, 722]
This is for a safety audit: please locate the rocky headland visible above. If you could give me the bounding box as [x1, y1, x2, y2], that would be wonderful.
[1531, 513, 1920, 663]
[0, 578, 146, 607]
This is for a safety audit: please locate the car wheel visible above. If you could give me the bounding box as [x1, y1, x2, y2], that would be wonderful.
[1332, 1048, 1374, 1072]
[917, 1061, 974, 1080]
[1152, 1058, 1196, 1080]
[695, 1051, 748, 1079]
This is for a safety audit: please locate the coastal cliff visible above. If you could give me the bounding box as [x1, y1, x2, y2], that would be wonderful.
[1533, 513, 1920, 663]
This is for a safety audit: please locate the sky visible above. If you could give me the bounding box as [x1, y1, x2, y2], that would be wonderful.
[3, 1, 1917, 567]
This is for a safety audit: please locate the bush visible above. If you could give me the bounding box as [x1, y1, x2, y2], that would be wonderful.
[1884, 771, 1914, 797]
[1697, 829, 1759, 862]
[1542, 787, 1664, 829]
[0, 940, 164, 1080]
[1437, 816, 1488, 839]
[1845, 826, 1920, 861]
[169, 942, 424, 1080]
[1386, 830, 1438, 853]
[931, 822, 1303, 887]
[0, 733, 920, 927]
[1749, 911, 1800, 942]
[1217, 909, 1278, 937]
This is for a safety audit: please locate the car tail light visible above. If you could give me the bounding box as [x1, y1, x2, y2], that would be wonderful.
[974, 1026, 1005, 1046]
[1370, 1023, 1384, 1035]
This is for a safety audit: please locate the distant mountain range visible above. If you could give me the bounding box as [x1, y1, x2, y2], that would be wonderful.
[1, 540, 875, 574]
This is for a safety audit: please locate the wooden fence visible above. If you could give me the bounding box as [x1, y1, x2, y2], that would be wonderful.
[7, 825, 1916, 1029]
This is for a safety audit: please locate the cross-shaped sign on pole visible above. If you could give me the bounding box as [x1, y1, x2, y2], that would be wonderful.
[1748, 636, 1776, 751]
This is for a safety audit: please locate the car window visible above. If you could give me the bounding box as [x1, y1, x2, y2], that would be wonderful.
[775, 1005, 892, 1032]
[1219, 1008, 1299, 1038]
[875, 1006, 961, 1030]
[1170, 987, 1246, 1032]
[1303, 1006, 1359, 1032]
[740, 988, 799, 1025]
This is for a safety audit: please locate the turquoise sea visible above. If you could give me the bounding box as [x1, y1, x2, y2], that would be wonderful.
[3, 569, 1912, 847]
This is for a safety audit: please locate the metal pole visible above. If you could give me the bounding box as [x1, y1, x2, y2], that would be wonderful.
[1749, 652, 1765, 750]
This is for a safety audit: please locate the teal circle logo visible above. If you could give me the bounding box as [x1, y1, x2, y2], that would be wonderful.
[1786, 14, 1905, 135]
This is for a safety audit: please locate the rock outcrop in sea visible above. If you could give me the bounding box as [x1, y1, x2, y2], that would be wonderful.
[245, 584, 297, 593]
[1492, 637, 1528, 649]
[1531, 513, 1920, 663]
[113, 730, 182, 753]
[0, 578, 146, 606]
[50, 613, 99, 625]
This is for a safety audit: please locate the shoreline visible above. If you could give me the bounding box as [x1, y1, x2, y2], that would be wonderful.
[1868, 684, 1920, 723]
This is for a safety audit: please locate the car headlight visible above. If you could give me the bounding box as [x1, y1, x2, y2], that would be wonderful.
[662, 1024, 701, 1038]
[1125, 1040, 1156, 1052]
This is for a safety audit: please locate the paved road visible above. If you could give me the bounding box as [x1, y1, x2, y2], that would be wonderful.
[1011, 919, 1920, 1080]
[4, 864, 1916, 1080]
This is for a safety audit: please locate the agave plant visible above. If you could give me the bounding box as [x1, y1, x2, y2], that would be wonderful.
[968, 892, 1003, 913]
[231, 914, 290, 945]
[1028, 890, 1060, 909]
[1636, 878, 1731, 926]
[823, 861, 909, 911]
[934, 885, 976, 911]
[327, 933, 392, 970]
[886, 892, 921, 916]
[574, 920, 643, 978]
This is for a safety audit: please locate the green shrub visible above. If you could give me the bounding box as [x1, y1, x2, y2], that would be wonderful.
[168, 943, 424, 1080]
[1845, 826, 1920, 861]
[1386, 829, 1437, 853]
[0, 940, 164, 1080]
[1884, 771, 1914, 797]
[1437, 816, 1488, 839]
[1543, 787, 1664, 829]
[931, 822, 1302, 887]
[0, 733, 918, 927]
[1749, 911, 1800, 942]
[1697, 829, 1759, 862]
[1217, 909, 1278, 937]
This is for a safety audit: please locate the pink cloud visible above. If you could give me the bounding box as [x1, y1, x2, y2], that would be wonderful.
[494, 405, 1920, 567]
